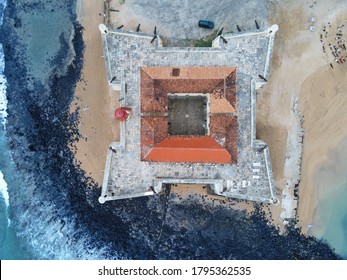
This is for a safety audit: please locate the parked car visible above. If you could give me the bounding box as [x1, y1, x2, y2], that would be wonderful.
[198, 20, 214, 29]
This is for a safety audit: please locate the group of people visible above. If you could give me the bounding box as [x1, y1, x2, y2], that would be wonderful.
[320, 21, 346, 69]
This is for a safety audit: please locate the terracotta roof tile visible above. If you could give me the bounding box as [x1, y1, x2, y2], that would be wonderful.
[141, 69, 168, 112]
[210, 96, 236, 113]
[141, 116, 168, 159]
[140, 66, 238, 164]
[144, 136, 231, 163]
[210, 115, 238, 163]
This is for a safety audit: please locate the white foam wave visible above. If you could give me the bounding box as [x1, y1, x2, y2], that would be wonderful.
[0, 44, 7, 129]
[0, 170, 9, 207]
[0, 0, 8, 129]
[0, 170, 10, 228]
[17, 203, 125, 260]
[0, 0, 5, 26]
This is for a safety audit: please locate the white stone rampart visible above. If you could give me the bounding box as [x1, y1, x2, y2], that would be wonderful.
[154, 47, 223, 53]
[98, 23, 279, 204]
[99, 24, 113, 83]
[99, 149, 113, 204]
[107, 29, 154, 39]
[250, 79, 257, 147]
[263, 25, 279, 78]
[264, 146, 277, 203]
[250, 79, 278, 204]
[212, 36, 221, 48]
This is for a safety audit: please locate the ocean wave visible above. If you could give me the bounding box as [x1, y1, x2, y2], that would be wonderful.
[0, 0, 7, 129]
[15, 202, 122, 260]
[0, 170, 10, 229]
[0, 0, 6, 26]
[0, 171, 8, 207]
[0, 50, 8, 129]
[0, 0, 123, 259]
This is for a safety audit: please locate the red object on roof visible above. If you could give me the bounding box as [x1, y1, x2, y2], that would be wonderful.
[144, 136, 231, 163]
[115, 107, 131, 121]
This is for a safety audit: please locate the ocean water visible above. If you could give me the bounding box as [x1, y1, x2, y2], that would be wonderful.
[0, 0, 344, 260]
[311, 139, 347, 259]
[0, 0, 32, 259]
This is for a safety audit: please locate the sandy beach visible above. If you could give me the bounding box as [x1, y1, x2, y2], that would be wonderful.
[298, 64, 347, 231]
[257, 0, 347, 232]
[72, 0, 119, 185]
[74, 0, 347, 236]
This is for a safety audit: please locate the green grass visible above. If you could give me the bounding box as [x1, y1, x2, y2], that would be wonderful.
[193, 39, 213, 47]
[118, 0, 126, 5]
[193, 30, 218, 47]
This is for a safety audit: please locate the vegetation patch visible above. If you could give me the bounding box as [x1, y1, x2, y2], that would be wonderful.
[193, 30, 218, 47]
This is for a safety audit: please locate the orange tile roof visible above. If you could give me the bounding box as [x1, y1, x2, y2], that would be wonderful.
[144, 136, 231, 163]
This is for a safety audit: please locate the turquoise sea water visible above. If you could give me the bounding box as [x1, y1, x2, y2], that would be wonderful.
[0, 103, 33, 260]
[1, 41, 32, 258]
[0, 0, 27, 259]
[311, 139, 347, 258]
[0, 0, 74, 259]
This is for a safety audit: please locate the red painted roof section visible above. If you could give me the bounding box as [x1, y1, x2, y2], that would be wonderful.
[144, 136, 231, 163]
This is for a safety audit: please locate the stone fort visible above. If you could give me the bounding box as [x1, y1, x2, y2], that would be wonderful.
[97, 19, 279, 204]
